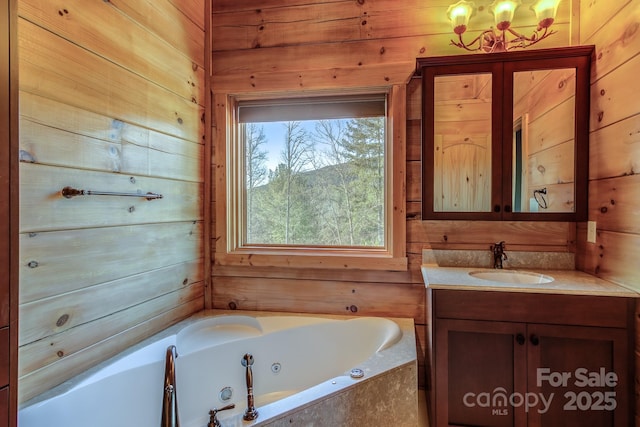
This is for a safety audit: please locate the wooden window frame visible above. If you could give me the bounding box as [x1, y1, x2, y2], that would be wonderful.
[213, 86, 407, 271]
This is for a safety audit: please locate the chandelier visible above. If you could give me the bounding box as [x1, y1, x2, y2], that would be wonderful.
[446, 0, 562, 53]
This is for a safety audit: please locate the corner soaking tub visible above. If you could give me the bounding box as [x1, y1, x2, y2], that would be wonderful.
[19, 311, 417, 427]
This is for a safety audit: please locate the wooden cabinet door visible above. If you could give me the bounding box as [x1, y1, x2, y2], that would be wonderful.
[1, 0, 14, 424]
[526, 324, 629, 427]
[0, 0, 10, 331]
[0, 328, 7, 387]
[434, 318, 528, 427]
[0, 386, 6, 427]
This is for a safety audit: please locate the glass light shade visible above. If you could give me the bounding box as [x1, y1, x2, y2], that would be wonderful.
[489, 0, 521, 31]
[447, 1, 475, 35]
[531, 0, 561, 29]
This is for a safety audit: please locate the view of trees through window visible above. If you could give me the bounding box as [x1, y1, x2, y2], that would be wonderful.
[243, 117, 385, 247]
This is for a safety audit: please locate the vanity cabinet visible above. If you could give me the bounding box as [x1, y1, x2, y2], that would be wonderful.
[417, 46, 593, 221]
[0, 326, 6, 427]
[0, 387, 6, 427]
[429, 289, 633, 427]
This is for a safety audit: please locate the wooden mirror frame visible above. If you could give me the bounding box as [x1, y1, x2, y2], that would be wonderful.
[417, 46, 594, 221]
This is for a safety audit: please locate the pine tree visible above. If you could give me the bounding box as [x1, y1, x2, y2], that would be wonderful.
[312, 120, 357, 245]
[341, 117, 385, 245]
[245, 123, 268, 242]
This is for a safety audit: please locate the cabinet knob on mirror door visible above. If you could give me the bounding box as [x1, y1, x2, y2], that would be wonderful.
[516, 333, 525, 345]
[530, 335, 540, 346]
[504, 205, 512, 213]
[494, 205, 501, 213]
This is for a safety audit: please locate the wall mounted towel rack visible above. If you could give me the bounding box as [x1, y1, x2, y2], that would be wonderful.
[61, 186, 163, 200]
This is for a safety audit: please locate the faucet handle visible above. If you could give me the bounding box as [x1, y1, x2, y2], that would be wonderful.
[491, 241, 505, 250]
[208, 404, 235, 427]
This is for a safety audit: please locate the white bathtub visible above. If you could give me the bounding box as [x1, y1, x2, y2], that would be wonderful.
[18, 311, 418, 427]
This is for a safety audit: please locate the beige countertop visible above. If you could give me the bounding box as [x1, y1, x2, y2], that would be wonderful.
[422, 265, 639, 297]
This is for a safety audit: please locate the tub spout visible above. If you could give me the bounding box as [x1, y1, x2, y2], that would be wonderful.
[161, 345, 180, 427]
[241, 353, 259, 421]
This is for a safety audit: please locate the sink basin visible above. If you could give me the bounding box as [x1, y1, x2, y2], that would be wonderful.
[469, 270, 554, 284]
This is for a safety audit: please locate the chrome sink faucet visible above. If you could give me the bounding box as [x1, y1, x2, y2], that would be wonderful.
[491, 241, 507, 269]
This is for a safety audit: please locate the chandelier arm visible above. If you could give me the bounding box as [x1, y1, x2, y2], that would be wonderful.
[506, 27, 536, 43]
[450, 32, 486, 52]
[534, 27, 554, 42]
[450, 38, 479, 52]
[505, 26, 554, 50]
[480, 29, 507, 53]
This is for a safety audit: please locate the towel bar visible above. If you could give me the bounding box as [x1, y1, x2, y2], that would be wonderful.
[61, 186, 163, 200]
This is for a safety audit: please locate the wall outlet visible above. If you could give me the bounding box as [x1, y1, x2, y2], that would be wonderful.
[587, 221, 597, 243]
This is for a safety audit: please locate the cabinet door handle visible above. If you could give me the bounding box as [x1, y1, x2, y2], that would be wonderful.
[515, 333, 525, 345]
[494, 204, 501, 213]
[530, 334, 540, 346]
[504, 204, 512, 213]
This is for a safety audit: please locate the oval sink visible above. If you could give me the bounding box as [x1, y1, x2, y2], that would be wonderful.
[469, 270, 554, 284]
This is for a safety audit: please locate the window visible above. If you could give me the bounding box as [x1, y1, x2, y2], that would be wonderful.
[240, 94, 385, 247]
[216, 88, 407, 271]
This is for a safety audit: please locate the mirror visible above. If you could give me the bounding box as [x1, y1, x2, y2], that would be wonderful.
[419, 46, 592, 221]
[432, 69, 576, 214]
[512, 68, 576, 213]
[433, 73, 493, 213]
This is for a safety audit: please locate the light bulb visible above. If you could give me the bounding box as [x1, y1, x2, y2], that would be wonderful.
[531, 0, 561, 29]
[489, 0, 521, 31]
[447, 1, 475, 35]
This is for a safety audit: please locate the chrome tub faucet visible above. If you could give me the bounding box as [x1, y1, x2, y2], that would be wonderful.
[208, 404, 235, 427]
[491, 241, 507, 269]
[161, 345, 180, 427]
[241, 353, 259, 421]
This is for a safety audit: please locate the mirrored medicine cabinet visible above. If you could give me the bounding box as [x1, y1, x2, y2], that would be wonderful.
[417, 46, 593, 221]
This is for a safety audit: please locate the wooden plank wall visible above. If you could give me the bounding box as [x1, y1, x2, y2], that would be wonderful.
[211, 0, 575, 391]
[17, 0, 206, 402]
[577, 0, 640, 287]
[575, 0, 640, 423]
[1, 0, 9, 420]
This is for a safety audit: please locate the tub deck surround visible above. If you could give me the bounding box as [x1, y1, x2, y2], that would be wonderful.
[18, 310, 418, 427]
[422, 265, 639, 297]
